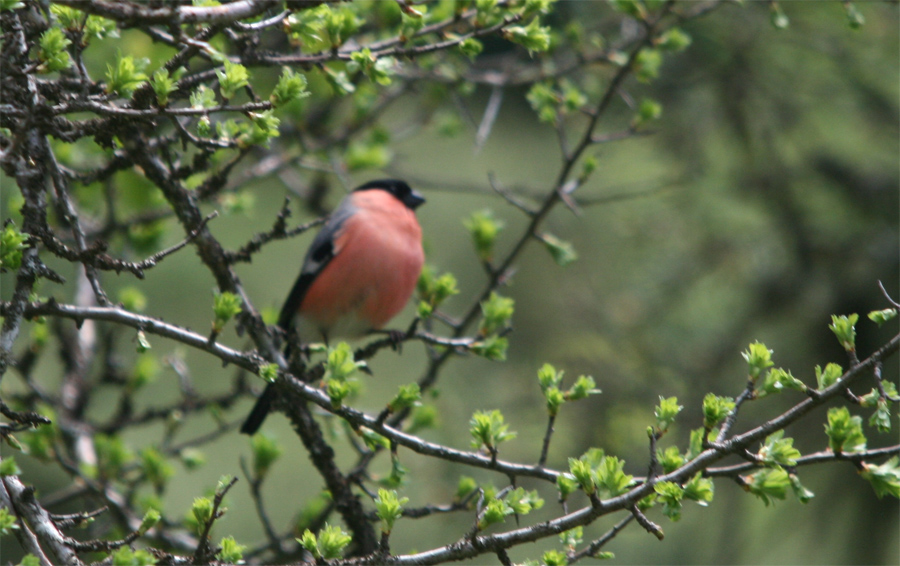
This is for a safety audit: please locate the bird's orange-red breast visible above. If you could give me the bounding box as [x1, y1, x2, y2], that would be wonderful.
[240, 180, 425, 435]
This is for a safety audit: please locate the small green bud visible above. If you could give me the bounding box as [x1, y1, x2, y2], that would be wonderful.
[868, 308, 897, 327]
[464, 209, 504, 262]
[469, 409, 516, 451]
[217, 536, 247, 563]
[829, 314, 858, 352]
[654, 396, 682, 434]
[814, 362, 843, 389]
[0, 457, 21, 476]
[216, 60, 249, 100]
[271, 67, 309, 107]
[540, 233, 578, 267]
[742, 341, 774, 382]
[251, 433, 282, 478]
[138, 509, 161, 535]
[212, 291, 242, 333]
[375, 488, 408, 534]
[191, 497, 214, 526]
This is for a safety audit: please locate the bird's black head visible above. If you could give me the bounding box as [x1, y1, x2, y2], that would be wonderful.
[354, 179, 425, 210]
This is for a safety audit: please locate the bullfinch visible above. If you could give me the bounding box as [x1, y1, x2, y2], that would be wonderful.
[240, 179, 426, 435]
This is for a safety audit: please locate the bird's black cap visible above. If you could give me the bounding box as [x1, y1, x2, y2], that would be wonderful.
[354, 179, 425, 210]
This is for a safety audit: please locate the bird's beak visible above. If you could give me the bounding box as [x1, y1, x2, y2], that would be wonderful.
[405, 190, 426, 209]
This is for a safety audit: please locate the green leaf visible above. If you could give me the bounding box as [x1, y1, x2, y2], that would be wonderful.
[118, 286, 147, 312]
[0, 224, 29, 270]
[829, 313, 858, 352]
[457, 37, 484, 60]
[814, 362, 843, 389]
[0, 0, 25, 11]
[559, 525, 583, 549]
[757, 430, 801, 467]
[0, 507, 18, 535]
[38, 28, 72, 73]
[824, 407, 866, 454]
[634, 48, 662, 83]
[388, 383, 422, 412]
[130, 353, 159, 390]
[239, 110, 281, 148]
[595, 455, 634, 497]
[527, 81, 559, 123]
[297, 529, 319, 557]
[867, 396, 892, 433]
[860, 457, 900, 499]
[745, 467, 789, 506]
[789, 473, 814, 503]
[140, 447, 174, 491]
[409, 404, 438, 433]
[180, 448, 206, 471]
[479, 292, 514, 335]
[83, 14, 118, 43]
[471, 335, 508, 361]
[215, 60, 249, 100]
[151, 68, 181, 107]
[656, 445, 684, 474]
[345, 137, 391, 170]
[544, 387, 565, 416]
[568, 457, 596, 495]
[683, 473, 714, 505]
[271, 67, 309, 107]
[191, 497, 213, 526]
[469, 409, 516, 451]
[654, 396, 682, 434]
[505, 18, 551, 53]
[656, 27, 692, 52]
[742, 341, 774, 382]
[455, 476, 478, 501]
[868, 308, 897, 327]
[111, 547, 156, 566]
[325, 342, 365, 381]
[758, 367, 807, 398]
[537, 363, 564, 392]
[0, 457, 21, 476]
[375, 488, 408, 534]
[106, 52, 149, 98]
[634, 98, 662, 128]
[505, 487, 543, 515]
[317, 523, 353, 559]
[654, 481, 684, 521]
[417, 267, 460, 309]
[464, 209, 505, 262]
[557, 472, 579, 499]
[217, 536, 247, 563]
[212, 291, 242, 333]
[702, 394, 735, 430]
[190, 85, 217, 109]
[258, 363, 279, 384]
[610, 0, 646, 18]
[542, 550, 567, 566]
[480, 497, 514, 528]
[541, 233, 578, 266]
[251, 433, 282, 478]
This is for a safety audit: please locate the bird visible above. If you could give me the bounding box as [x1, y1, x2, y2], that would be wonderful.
[240, 179, 426, 435]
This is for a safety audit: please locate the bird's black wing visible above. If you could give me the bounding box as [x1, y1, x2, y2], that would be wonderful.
[276, 200, 355, 330]
[241, 198, 357, 436]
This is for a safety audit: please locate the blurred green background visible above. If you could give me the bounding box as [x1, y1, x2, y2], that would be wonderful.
[2, 2, 898, 564]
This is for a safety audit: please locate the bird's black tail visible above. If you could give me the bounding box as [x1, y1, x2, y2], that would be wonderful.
[240, 383, 276, 435]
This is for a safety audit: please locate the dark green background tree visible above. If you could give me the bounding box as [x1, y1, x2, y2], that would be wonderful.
[1, 1, 897, 565]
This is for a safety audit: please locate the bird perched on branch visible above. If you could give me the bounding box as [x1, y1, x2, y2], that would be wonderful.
[240, 179, 426, 435]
